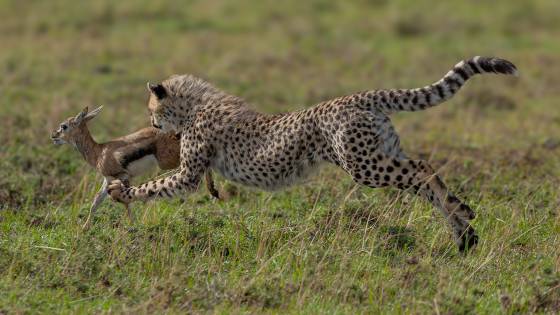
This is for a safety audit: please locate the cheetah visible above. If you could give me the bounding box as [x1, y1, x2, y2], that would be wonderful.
[108, 56, 518, 252]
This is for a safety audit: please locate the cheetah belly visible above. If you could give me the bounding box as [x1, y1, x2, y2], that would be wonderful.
[213, 150, 320, 191]
[126, 155, 158, 177]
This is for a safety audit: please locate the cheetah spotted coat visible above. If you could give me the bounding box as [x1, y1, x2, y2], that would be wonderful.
[109, 56, 518, 251]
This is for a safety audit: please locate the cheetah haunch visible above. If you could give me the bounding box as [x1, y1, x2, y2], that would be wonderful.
[108, 56, 518, 252]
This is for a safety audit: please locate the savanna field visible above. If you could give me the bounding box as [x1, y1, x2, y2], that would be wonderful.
[1, 0, 559, 313]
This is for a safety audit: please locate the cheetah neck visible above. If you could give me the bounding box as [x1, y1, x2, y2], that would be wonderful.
[72, 125, 103, 168]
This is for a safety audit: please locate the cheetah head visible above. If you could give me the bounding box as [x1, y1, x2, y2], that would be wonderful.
[51, 106, 103, 145]
[147, 75, 217, 133]
[147, 82, 176, 132]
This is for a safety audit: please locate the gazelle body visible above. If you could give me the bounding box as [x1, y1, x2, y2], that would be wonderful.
[51, 106, 219, 226]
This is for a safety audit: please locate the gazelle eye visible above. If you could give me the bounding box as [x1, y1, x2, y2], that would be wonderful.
[61, 124, 68, 130]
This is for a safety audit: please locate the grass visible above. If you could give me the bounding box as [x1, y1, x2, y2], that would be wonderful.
[1, 0, 560, 313]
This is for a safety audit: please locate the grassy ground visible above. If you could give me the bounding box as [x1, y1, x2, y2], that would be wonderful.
[1, 0, 560, 313]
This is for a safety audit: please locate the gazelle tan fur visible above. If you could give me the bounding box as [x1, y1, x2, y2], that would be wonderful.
[51, 106, 220, 227]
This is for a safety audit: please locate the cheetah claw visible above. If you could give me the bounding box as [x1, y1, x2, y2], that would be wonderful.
[457, 226, 479, 253]
[108, 180, 132, 205]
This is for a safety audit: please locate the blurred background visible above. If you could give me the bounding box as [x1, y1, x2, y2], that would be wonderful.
[0, 0, 558, 208]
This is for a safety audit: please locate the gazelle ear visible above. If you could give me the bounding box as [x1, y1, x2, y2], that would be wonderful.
[147, 82, 167, 99]
[75, 106, 89, 123]
[84, 105, 103, 121]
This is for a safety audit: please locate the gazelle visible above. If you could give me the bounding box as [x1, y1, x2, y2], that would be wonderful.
[51, 106, 220, 227]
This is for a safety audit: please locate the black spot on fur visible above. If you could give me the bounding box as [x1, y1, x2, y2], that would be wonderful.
[454, 67, 469, 81]
[477, 58, 494, 72]
[467, 60, 481, 74]
[444, 77, 461, 89]
[425, 92, 432, 105]
[435, 84, 444, 99]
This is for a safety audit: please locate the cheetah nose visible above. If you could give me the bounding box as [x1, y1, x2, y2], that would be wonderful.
[152, 122, 162, 129]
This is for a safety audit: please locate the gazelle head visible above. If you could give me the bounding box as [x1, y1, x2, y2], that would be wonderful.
[51, 106, 103, 145]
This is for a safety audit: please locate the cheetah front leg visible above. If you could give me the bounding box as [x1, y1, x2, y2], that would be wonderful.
[346, 154, 478, 252]
[108, 140, 210, 206]
[120, 177, 133, 220]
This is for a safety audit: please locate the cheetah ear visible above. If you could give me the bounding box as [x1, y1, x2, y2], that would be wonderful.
[84, 105, 103, 121]
[75, 106, 89, 123]
[147, 82, 167, 99]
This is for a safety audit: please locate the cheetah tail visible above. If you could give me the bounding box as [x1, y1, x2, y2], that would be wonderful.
[376, 56, 518, 114]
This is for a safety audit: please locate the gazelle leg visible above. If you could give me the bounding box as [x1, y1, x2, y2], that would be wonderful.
[125, 203, 132, 221]
[82, 178, 109, 229]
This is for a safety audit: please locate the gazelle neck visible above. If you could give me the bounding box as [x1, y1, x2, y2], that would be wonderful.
[72, 124, 103, 168]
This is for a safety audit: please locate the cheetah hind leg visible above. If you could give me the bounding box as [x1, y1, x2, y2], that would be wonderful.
[205, 171, 220, 200]
[348, 155, 478, 252]
[410, 165, 478, 253]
